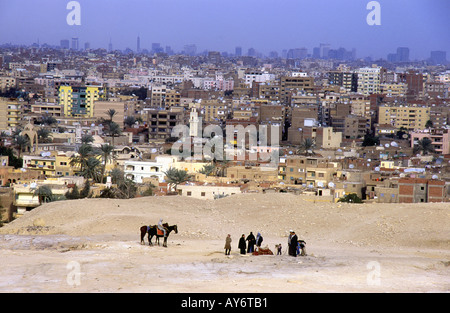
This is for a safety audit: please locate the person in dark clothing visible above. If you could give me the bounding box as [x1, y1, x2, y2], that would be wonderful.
[238, 234, 246, 255]
[256, 232, 263, 249]
[246, 232, 256, 253]
[299, 240, 307, 256]
[288, 230, 298, 257]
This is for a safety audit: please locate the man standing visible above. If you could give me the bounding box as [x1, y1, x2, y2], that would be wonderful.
[288, 230, 298, 257]
[224, 234, 232, 255]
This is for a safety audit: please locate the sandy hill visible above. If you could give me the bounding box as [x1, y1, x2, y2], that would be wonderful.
[1, 193, 449, 250]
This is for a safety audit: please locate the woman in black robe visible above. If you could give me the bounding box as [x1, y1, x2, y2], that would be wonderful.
[238, 234, 246, 254]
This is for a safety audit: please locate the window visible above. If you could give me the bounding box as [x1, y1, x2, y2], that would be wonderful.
[201, 192, 206, 197]
[187, 191, 192, 196]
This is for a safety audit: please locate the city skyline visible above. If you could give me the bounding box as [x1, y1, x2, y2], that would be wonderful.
[0, 0, 449, 60]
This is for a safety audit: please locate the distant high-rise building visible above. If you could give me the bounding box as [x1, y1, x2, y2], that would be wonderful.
[247, 47, 256, 57]
[287, 48, 308, 59]
[397, 47, 410, 62]
[319, 43, 330, 59]
[430, 51, 447, 65]
[84, 42, 90, 50]
[235, 46, 242, 57]
[312, 47, 320, 59]
[71, 37, 79, 50]
[151, 43, 161, 53]
[60, 39, 70, 49]
[184, 44, 197, 56]
[108, 39, 113, 52]
[137, 36, 141, 53]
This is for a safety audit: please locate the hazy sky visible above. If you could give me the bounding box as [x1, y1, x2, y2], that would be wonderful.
[0, 0, 449, 59]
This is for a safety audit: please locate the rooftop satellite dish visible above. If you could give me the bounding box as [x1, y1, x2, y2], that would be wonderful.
[385, 143, 390, 148]
[349, 164, 354, 169]
[391, 142, 398, 147]
[432, 175, 438, 179]
[375, 167, 380, 172]
[30, 182, 37, 189]
[328, 182, 335, 188]
[317, 181, 324, 187]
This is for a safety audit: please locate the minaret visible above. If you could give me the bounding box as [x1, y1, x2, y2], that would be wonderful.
[108, 38, 113, 52]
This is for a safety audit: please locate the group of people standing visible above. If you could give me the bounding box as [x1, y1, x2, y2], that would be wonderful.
[224, 232, 263, 255]
[224, 230, 306, 257]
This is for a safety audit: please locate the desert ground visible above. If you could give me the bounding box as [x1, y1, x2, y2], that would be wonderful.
[0, 193, 449, 293]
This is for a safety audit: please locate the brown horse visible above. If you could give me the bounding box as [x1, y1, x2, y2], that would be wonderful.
[140, 224, 178, 247]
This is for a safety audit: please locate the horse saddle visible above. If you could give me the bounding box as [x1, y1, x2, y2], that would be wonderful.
[157, 229, 164, 236]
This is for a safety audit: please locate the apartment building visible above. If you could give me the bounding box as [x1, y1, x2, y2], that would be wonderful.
[357, 67, 381, 95]
[410, 128, 450, 154]
[201, 100, 230, 123]
[0, 76, 16, 92]
[59, 85, 100, 118]
[280, 76, 315, 104]
[327, 71, 358, 92]
[378, 105, 430, 130]
[380, 83, 407, 98]
[398, 178, 447, 203]
[147, 107, 187, 140]
[0, 98, 22, 132]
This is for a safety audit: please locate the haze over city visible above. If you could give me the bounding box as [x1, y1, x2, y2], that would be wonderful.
[0, 0, 449, 60]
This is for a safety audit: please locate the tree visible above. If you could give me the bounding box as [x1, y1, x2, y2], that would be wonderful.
[164, 168, 192, 191]
[70, 143, 94, 174]
[413, 137, 435, 155]
[65, 184, 80, 200]
[41, 115, 57, 127]
[37, 128, 52, 143]
[14, 135, 29, 159]
[425, 120, 433, 129]
[81, 134, 94, 144]
[34, 185, 54, 204]
[362, 132, 380, 147]
[106, 109, 117, 123]
[107, 122, 122, 146]
[79, 157, 102, 182]
[99, 144, 115, 183]
[297, 138, 316, 156]
[124, 116, 136, 128]
[199, 163, 216, 177]
[338, 193, 363, 203]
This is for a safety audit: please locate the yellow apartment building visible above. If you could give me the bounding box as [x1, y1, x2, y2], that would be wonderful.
[59, 85, 100, 118]
[0, 98, 22, 132]
[378, 105, 430, 130]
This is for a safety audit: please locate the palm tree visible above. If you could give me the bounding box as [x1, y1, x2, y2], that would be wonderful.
[107, 122, 122, 146]
[81, 134, 94, 144]
[14, 135, 29, 158]
[413, 137, 435, 155]
[99, 144, 115, 183]
[37, 128, 52, 144]
[70, 143, 94, 174]
[297, 138, 316, 156]
[164, 168, 192, 192]
[199, 163, 216, 177]
[105, 109, 117, 124]
[80, 157, 102, 182]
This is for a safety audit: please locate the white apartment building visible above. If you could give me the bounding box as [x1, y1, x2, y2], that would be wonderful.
[357, 67, 381, 95]
[123, 156, 179, 183]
